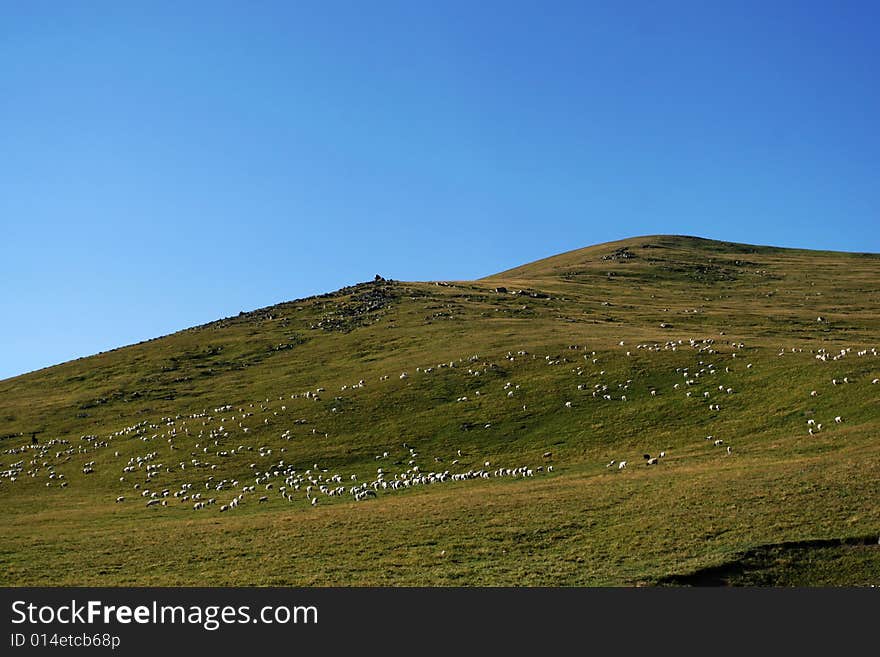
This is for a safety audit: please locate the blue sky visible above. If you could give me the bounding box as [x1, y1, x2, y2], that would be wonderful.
[2, 1, 878, 380]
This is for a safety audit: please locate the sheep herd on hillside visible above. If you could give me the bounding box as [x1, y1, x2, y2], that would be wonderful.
[0, 338, 876, 516]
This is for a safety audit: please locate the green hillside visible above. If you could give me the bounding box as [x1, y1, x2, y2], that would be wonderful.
[1, 235, 878, 586]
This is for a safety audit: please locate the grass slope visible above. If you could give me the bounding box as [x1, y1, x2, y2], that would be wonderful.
[1, 235, 878, 586]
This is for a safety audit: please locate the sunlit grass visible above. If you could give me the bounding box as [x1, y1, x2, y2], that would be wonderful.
[1, 235, 878, 586]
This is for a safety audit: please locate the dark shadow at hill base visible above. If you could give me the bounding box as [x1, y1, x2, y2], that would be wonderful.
[657, 535, 880, 586]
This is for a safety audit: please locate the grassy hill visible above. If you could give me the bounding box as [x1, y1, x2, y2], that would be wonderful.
[1, 234, 878, 586]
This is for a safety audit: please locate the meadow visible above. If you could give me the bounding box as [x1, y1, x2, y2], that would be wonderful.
[1, 235, 878, 586]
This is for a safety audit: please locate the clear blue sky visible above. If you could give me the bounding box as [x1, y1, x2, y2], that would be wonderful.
[2, 1, 878, 380]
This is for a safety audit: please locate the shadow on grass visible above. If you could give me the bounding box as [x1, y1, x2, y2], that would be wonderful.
[657, 535, 880, 586]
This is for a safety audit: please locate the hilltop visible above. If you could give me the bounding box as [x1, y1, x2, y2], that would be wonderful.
[1, 235, 878, 586]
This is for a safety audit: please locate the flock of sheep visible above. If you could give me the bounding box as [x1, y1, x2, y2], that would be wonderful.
[0, 337, 876, 516]
[592, 340, 876, 469]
